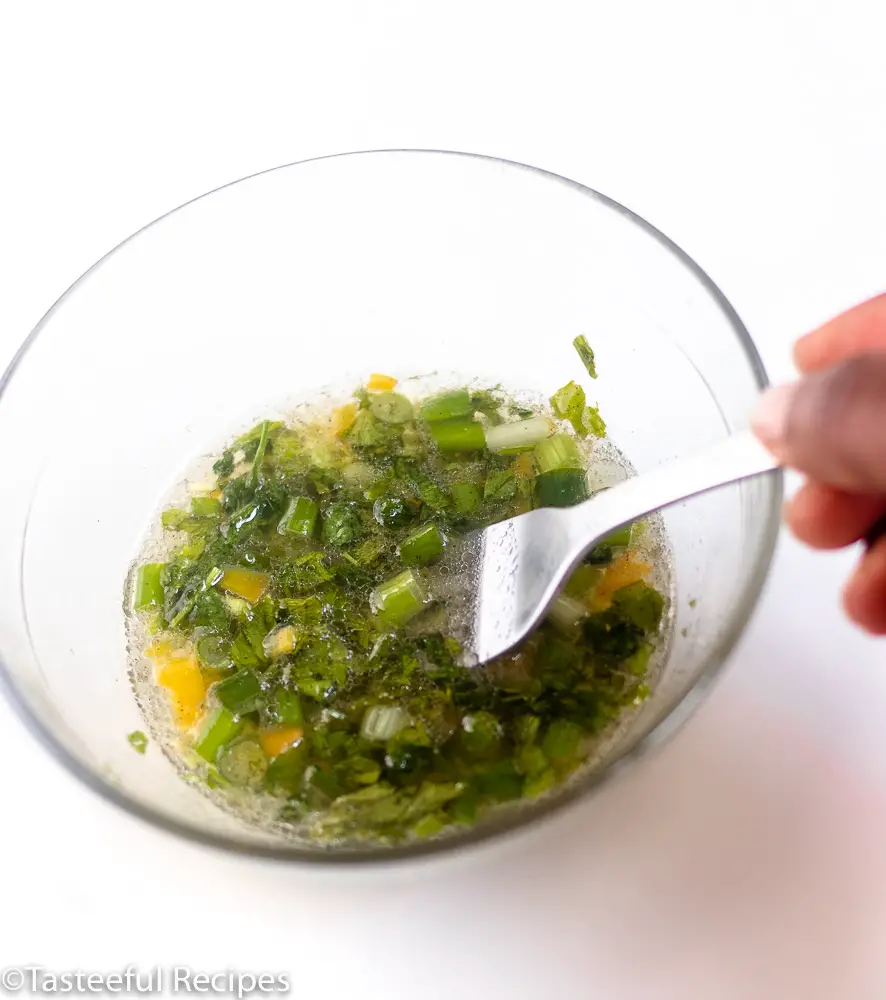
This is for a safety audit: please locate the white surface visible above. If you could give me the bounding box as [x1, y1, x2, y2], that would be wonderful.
[0, 3, 884, 998]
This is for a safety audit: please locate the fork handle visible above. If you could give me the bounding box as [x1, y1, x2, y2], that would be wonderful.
[563, 430, 780, 548]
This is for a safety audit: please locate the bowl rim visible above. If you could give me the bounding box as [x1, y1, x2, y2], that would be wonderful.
[0, 148, 783, 864]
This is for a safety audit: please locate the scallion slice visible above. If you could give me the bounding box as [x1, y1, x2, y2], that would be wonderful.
[429, 418, 485, 452]
[534, 468, 589, 507]
[419, 389, 473, 423]
[370, 569, 429, 626]
[195, 707, 244, 763]
[217, 740, 268, 787]
[133, 563, 165, 611]
[534, 432, 584, 474]
[484, 416, 555, 454]
[547, 592, 589, 635]
[278, 496, 319, 538]
[398, 523, 444, 566]
[215, 669, 262, 715]
[369, 392, 414, 424]
[274, 689, 304, 727]
[360, 704, 410, 741]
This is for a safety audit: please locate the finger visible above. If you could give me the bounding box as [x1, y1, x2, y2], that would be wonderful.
[843, 535, 886, 635]
[794, 293, 886, 373]
[752, 354, 886, 493]
[786, 482, 886, 549]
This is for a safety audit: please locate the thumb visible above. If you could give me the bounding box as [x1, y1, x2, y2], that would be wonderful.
[752, 353, 886, 493]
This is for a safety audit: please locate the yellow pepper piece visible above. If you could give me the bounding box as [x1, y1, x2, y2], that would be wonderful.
[220, 567, 270, 604]
[592, 554, 652, 609]
[366, 372, 398, 392]
[258, 726, 304, 760]
[513, 453, 535, 478]
[145, 638, 176, 661]
[264, 625, 298, 659]
[331, 402, 358, 436]
[156, 652, 206, 728]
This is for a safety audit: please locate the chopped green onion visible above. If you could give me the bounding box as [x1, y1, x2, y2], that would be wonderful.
[523, 768, 557, 797]
[582, 404, 606, 438]
[223, 594, 249, 617]
[459, 711, 502, 758]
[215, 668, 262, 715]
[513, 714, 541, 747]
[249, 419, 271, 485]
[550, 381, 585, 421]
[398, 523, 445, 565]
[278, 496, 319, 538]
[565, 563, 603, 599]
[127, 730, 149, 754]
[342, 461, 375, 488]
[296, 677, 336, 701]
[305, 765, 345, 803]
[475, 761, 523, 802]
[601, 524, 632, 549]
[274, 689, 304, 727]
[191, 496, 221, 517]
[550, 380, 591, 437]
[218, 740, 268, 787]
[161, 508, 189, 530]
[429, 418, 486, 452]
[265, 744, 307, 796]
[371, 569, 429, 626]
[534, 432, 584, 474]
[195, 632, 232, 669]
[547, 592, 589, 635]
[133, 563, 165, 611]
[542, 719, 584, 759]
[195, 706, 244, 763]
[369, 392, 414, 424]
[611, 581, 665, 633]
[419, 389, 473, 423]
[624, 641, 654, 676]
[361, 704, 410, 741]
[412, 813, 446, 838]
[179, 540, 206, 561]
[485, 416, 555, 454]
[451, 481, 482, 515]
[449, 789, 478, 824]
[534, 469, 589, 507]
[401, 425, 425, 457]
[515, 744, 548, 778]
[573, 334, 598, 378]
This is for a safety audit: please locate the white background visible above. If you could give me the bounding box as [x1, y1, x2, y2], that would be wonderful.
[1, 3, 885, 998]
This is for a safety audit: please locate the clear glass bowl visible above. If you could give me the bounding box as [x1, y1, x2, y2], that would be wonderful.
[0, 151, 781, 862]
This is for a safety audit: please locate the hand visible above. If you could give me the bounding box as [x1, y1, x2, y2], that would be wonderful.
[751, 294, 886, 634]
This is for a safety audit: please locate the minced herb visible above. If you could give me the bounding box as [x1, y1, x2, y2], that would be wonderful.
[127, 730, 149, 754]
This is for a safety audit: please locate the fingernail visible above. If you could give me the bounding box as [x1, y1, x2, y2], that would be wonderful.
[751, 382, 797, 451]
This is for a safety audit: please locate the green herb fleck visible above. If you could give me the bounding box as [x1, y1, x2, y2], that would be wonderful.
[127, 730, 149, 754]
[573, 334, 598, 378]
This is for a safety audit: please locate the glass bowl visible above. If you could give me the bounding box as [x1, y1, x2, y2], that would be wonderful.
[0, 150, 781, 862]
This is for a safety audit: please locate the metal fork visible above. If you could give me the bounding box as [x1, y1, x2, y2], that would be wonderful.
[466, 430, 779, 664]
